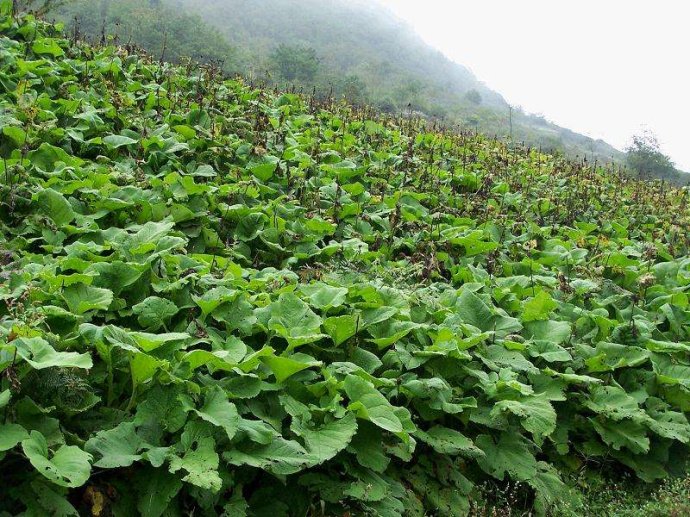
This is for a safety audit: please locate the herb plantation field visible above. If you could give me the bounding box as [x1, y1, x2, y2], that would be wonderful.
[1, 4, 690, 515]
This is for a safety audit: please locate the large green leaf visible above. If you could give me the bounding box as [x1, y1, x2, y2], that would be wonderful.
[224, 437, 313, 476]
[13, 337, 93, 370]
[455, 289, 522, 338]
[0, 423, 29, 452]
[136, 468, 183, 517]
[590, 418, 650, 454]
[292, 412, 358, 463]
[476, 432, 538, 481]
[62, 284, 113, 315]
[132, 296, 179, 330]
[168, 423, 222, 491]
[262, 353, 321, 383]
[22, 431, 92, 488]
[266, 292, 326, 348]
[343, 375, 404, 434]
[36, 189, 75, 226]
[192, 386, 239, 440]
[415, 426, 483, 458]
[492, 394, 557, 443]
[85, 422, 143, 468]
[323, 314, 359, 346]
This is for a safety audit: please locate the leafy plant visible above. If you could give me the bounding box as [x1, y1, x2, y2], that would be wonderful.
[0, 4, 689, 515]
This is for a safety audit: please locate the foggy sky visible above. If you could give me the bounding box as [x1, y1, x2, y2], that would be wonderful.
[376, 0, 690, 171]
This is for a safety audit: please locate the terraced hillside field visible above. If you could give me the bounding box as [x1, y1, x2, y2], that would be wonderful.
[1, 4, 690, 515]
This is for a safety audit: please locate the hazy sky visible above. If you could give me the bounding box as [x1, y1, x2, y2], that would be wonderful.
[376, 0, 690, 171]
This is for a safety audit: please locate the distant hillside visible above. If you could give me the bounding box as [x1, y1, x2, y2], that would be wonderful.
[54, 0, 624, 163]
[173, 0, 624, 162]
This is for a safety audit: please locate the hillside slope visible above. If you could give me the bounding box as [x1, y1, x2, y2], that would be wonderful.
[1, 5, 690, 516]
[54, 0, 624, 165]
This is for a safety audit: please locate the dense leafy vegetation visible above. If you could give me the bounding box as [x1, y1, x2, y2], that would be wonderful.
[1, 5, 690, 515]
[47, 0, 630, 167]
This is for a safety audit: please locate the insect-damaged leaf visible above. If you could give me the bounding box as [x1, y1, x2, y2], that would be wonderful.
[22, 431, 92, 488]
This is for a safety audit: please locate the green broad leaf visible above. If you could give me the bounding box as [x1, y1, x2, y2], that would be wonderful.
[455, 289, 522, 338]
[129, 331, 190, 352]
[590, 418, 650, 454]
[451, 229, 498, 257]
[298, 283, 348, 309]
[132, 296, 179, 330]
[234, 212, 266, 241]
[367, 319, 419, 349]
[37, 188, 75, 226]
[415, 426, 484, 458]
[645, 339, 690, 354]
[491, 394, 557, 443]
[644, 408, 690, 443]
[343, 375, 404, 434]
[32, 38, 65, 57]
[0, 423, 29, 451]
[476, 432, 538, 481]
[87, 261, 145, 295]
[22, 431, 92, 488]
[237, 418, 279, 444]
[224, 437, 313, 476]
[323, 314, 359, 346]
[267, 292, 326, 348]
[543, 369, 603, 385]
[347, 422, 390, 473]
[0, 389, 10, 409]
[250, 155, 279, 181]
[16, 480, 80, 517]
[103, 134, 138, 148]
[262, 353, 321, 383]
[62, 284, 113, 315]
[584, 386, 643, 420]
[612, 448, 668, 483]
[130, 353, 163, 388]
[212, 295, 257, 335]
[134, 385, 189, 440]
[169, 435, 222, 491]
[136, 467, 183, 517]
[28, 142, 80, 171]
[192, 386, 239, 440]
[85, 422, 143, 468]
[527, 340, 572, 362]
[125, 220, 176, 251]
[292, 412, 358, 463]
[193, 164, 216, 177]
[527, 462, 578, 516]
[14, 337, 93, 370]
[223, 491, 250, 517]
[193, 286, 239, 316]
[0, 0, 13, 17]
[524, 319, 571, 345]
[521, 290, 558, 322]
[478, 345, 538, 374]
[3, 125, 26, 146]
[586, 342, 650, 373]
